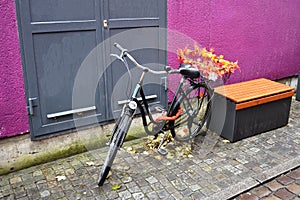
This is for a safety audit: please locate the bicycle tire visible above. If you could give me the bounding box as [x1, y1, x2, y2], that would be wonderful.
[98, 142, 118, 186]
[170, 83, 212, 141]
[98, 113, 132, 186]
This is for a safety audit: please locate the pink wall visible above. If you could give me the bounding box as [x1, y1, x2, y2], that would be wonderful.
[168, 0, 300, 84]
[0, 0, 29, 138]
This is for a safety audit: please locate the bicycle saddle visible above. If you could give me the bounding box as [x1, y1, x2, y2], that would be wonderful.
[179, 63, 200, 79]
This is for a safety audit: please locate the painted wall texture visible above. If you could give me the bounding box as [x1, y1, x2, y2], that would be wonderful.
[0, 0, 29, 138]
[1, 0, 300, 138]
[168, 0, 300, 85]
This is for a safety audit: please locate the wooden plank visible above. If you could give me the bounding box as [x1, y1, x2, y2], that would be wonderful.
[215, 78, 294, 103]
[216, 79, 291, 100]
[236, 90, 294, 110]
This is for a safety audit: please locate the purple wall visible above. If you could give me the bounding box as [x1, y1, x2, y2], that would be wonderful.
[1, 0, 300, 138]
[0, 0, 29, 138]
[168, 0, 300, 84]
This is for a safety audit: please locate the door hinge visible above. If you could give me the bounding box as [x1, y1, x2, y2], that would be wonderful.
[28, 97, 37, 116]
[103, 19, 108, 29]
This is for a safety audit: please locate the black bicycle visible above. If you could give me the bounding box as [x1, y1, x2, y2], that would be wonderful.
[98, 43, 213, 186]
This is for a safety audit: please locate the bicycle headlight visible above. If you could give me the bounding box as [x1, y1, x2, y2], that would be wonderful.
[128, 101, 137, 110]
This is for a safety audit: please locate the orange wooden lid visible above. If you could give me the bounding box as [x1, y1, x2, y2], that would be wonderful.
[214, 78, 294, 103]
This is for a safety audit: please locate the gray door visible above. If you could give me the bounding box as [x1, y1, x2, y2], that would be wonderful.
[103, 0, 167, 118]
[16, 0, 167, 139]
[16, 0, 106, 140]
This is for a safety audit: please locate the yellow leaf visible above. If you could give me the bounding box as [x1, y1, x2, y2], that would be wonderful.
[111, 184, 122, 191]
[106, 171, 112, 179]
[222, 139, 230, 143]
[166, 153, 174, 160]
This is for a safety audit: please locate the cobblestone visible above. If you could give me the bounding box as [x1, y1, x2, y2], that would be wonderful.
[274, 188, 296, 199]
[0, 99, 300, 199]
[239, 193, 259, 200]
[264, 181, 283, 191]
[286, 183, 300, 195]
[287, 170, 300, 180]
[238, 167, 300, 200]
[277, 175, 295, 185]
[250, 186, 271, 198]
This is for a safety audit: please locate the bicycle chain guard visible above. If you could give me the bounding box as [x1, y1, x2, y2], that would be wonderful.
[154, 107, 183, 122]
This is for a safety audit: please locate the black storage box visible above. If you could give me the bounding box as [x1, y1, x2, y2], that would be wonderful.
[208, 78, 294, 142]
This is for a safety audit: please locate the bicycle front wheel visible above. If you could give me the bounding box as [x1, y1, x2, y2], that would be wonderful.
[170, 83, 212, 141]
[98, 141, 118, 186]
[98, 113, 132, 186]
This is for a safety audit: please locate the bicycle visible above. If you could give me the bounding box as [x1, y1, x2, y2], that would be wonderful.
[98, 43, 213, 186]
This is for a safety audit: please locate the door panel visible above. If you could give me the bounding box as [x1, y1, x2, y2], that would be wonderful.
[104, 0, 167, 118]
[33, 31, 98, 125]
[16, 0, 105, 139]
[29, 0, 95, 22]
[108, 0, 159, 18]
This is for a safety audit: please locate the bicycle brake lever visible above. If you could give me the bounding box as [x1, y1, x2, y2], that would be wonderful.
[110, 53, 124, 62]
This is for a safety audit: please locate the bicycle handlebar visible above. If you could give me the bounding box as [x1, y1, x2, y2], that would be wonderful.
[113, 43, 178, 75]
[114, 43, 127, 52]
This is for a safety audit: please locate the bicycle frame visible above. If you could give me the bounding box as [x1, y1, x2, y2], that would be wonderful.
[130, 70, 202, 136]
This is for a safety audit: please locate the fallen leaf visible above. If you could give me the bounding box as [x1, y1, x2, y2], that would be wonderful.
[166, 153, 174, 160]
[154, 155, 162, 160]
[111, 184, 122, 191]
[222, 139, 230, 143]
[106, 171, 112, 179]
[127, 147, 138, 154]
[86, 161, 95, 166]
[55, 175, 66, 182]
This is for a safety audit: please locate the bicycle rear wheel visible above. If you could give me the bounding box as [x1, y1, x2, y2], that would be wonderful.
[170, 83, 212, 141]
[98, 112, 133, 186]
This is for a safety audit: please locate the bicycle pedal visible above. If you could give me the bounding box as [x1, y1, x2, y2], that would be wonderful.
[157, 148, 168, 155]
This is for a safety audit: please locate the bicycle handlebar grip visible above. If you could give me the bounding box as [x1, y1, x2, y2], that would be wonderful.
[114, 43, 127, 52]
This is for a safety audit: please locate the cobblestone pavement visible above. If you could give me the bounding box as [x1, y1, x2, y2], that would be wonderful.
[0, 98, 299, 200]
[235, 167, 300, 200]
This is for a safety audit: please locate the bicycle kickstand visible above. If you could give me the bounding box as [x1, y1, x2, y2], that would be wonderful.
[157, 132, 168, 156]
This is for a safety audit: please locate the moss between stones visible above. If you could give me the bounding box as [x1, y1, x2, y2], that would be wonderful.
[126, 125, 145, 141]
[0, 124, 146, 176]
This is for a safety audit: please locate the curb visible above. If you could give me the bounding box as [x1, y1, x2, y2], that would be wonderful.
[205, 157, 300, 200]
